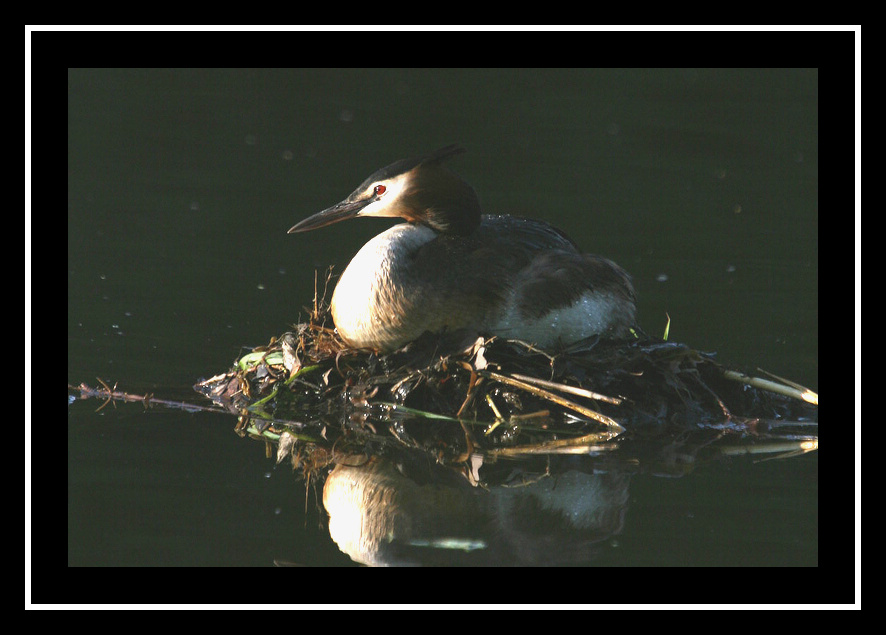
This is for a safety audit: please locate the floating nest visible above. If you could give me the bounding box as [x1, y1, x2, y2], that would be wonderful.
[193, 288, 818, 483]
[68, 282, 818, 565]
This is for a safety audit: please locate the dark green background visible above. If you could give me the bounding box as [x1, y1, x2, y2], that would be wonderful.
[66, 67, 820, 573]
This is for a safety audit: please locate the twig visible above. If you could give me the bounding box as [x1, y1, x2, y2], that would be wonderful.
[480, 370, 625, 436]
[69, 382, 226, 414]
[509, 373, 622, 405]
[486, 432, 621, 456]
[716, 438, 818, 460]
[721, 370, 818, 405]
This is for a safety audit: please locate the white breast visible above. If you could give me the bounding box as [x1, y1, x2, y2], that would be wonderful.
[330, 223, 438, 350]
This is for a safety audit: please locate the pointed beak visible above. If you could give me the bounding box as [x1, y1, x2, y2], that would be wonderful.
[288, 197, 373, 234]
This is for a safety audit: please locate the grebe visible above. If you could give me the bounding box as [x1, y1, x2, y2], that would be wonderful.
[289, 145, 636, 353]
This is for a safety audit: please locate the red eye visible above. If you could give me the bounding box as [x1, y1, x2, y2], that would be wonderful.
[374, 184, 386, 196]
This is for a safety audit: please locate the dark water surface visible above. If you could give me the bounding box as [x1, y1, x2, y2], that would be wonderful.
[64, 68, 824, 580]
